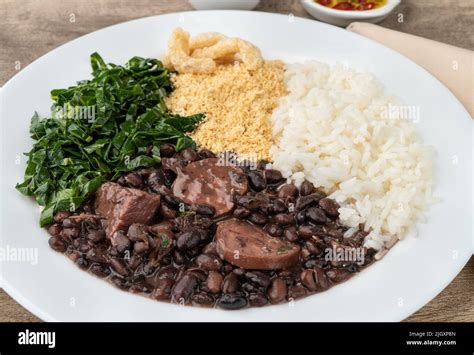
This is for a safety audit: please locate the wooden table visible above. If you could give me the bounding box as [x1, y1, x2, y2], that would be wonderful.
[1, 0, 472, 322]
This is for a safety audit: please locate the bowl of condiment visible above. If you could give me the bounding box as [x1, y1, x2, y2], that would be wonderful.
[189, 0, 260, 11]
[301, 0, 401, 27]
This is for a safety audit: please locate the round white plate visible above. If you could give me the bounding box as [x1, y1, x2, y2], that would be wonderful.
[1, 11, 472, 322]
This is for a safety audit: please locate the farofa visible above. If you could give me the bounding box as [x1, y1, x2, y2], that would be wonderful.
[165, 61, 286, 160]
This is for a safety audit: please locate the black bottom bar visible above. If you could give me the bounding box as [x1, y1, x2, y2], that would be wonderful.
[0, 322, 472, 353]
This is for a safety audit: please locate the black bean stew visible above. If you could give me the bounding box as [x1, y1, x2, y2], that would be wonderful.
[46, 145, 376, 309]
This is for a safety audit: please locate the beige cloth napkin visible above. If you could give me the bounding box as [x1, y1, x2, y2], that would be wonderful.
[347, 22, 473, 118]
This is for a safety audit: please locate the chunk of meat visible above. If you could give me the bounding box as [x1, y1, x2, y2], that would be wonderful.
[172, 158, 248, 216]
[95, 182, 161, 238]
[215, 219, 300, 270]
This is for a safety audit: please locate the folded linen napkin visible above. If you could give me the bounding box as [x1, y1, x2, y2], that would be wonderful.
[347, 22, 473, 118]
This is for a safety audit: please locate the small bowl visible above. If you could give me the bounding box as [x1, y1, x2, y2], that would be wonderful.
[189, 0, 260, 11]
[301, 0, 401, 27]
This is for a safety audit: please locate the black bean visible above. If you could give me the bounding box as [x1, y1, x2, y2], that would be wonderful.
[277, 184, 298, 200]
[62, 227, 80, 239]
[248, 293, 268, 307]
[128, 255, 142, 271]
[274, 213, 294, 226]
[54, 211, 71, 223]
[186, 268, 208, 282]
[242, 282, 258, 293]
[269, 200, 287, 216]
[232, 268, 246, 278]
[288, 285, 307, 299]
[222, 273, 240, 294]
[295, 191, 326, 211]
[217, 294, 247, 310]
[180, 147, 198, 162]
[83, 217, 102, 231]
[48, 236, 67, 252]
[130, 281, 154, 294]
[245, 271, 271, 288]
[264, 169, 283, 184]
[265, 223, 283, 238]
[199, 149, 216, 159]
[47, 224, 62, 238]
[248, 171, 267, 192]
[248, 212, 268, 225]
[73, 238, 91, 253]
[62, 218, 77, 228]
[301, 247, 311, 261]
[191, 292, 214, 306]
[123, 172, 143, 188]
[151, 278, 174, 300]
[66, 249, 80, 262]
[86, 230, 105, 243]
[85, 249, 108, 264]
[90, 263, 111, 278]
[298, 225, 322, 239]
[76, 257, 89, 270]
[283, 226, 299, 242]
[160, 143, 176, 158]
[300, 180, 315, 196]
[114, 231, 131, 254]
[233, 207, 251, 219]
[326, 269, 351, 283]
[223, 264, 233, 274]
[202, 242, 218, 256]
[189, 204, 215, 216]
[235, 195, 260, 210]
[195, 254, 222, 271]
[176, 230, 201, 251]
[127, 224, 150, 242]
[194, 228, 210, 242]
[172, 274, 198, 302]
[326, 226, 343, 239]
[110, 258, 131, 277]
[306, 207, 328, 224]
[111, 276, 130, 290]
[195, 215, 213, 229]
[207, 271, 223, 294]
[157, 265, 178, 280]
[302, 269, 331, 291]
[268, 278, 287, 304]
[159, 203, 178, 220]
[173, 250, 186, 265]
[295, 210, 307, 224]
[305, 240, 322, 255]
[133, 241, 150, 255]
[318, 198, 340, 218]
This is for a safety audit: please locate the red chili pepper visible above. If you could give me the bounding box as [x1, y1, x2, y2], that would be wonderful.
[317, 0, 332, 6]
[333, 2, 356, 10]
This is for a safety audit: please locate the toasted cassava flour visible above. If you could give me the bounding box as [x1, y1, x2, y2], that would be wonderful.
[270, 61, 435, 250]
[166, 61, 286, 160]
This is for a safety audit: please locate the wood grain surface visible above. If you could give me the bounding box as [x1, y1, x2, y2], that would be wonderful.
[0, 0, 472, 322]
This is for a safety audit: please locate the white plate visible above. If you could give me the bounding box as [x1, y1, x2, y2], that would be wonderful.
[0, 11, 472, 322]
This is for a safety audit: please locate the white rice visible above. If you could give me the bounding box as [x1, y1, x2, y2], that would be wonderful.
[270, 61, 435, 250]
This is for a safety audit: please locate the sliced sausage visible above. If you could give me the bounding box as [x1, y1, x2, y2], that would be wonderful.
[215, 218, 300, 270]
[172, 158, 248, 216]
